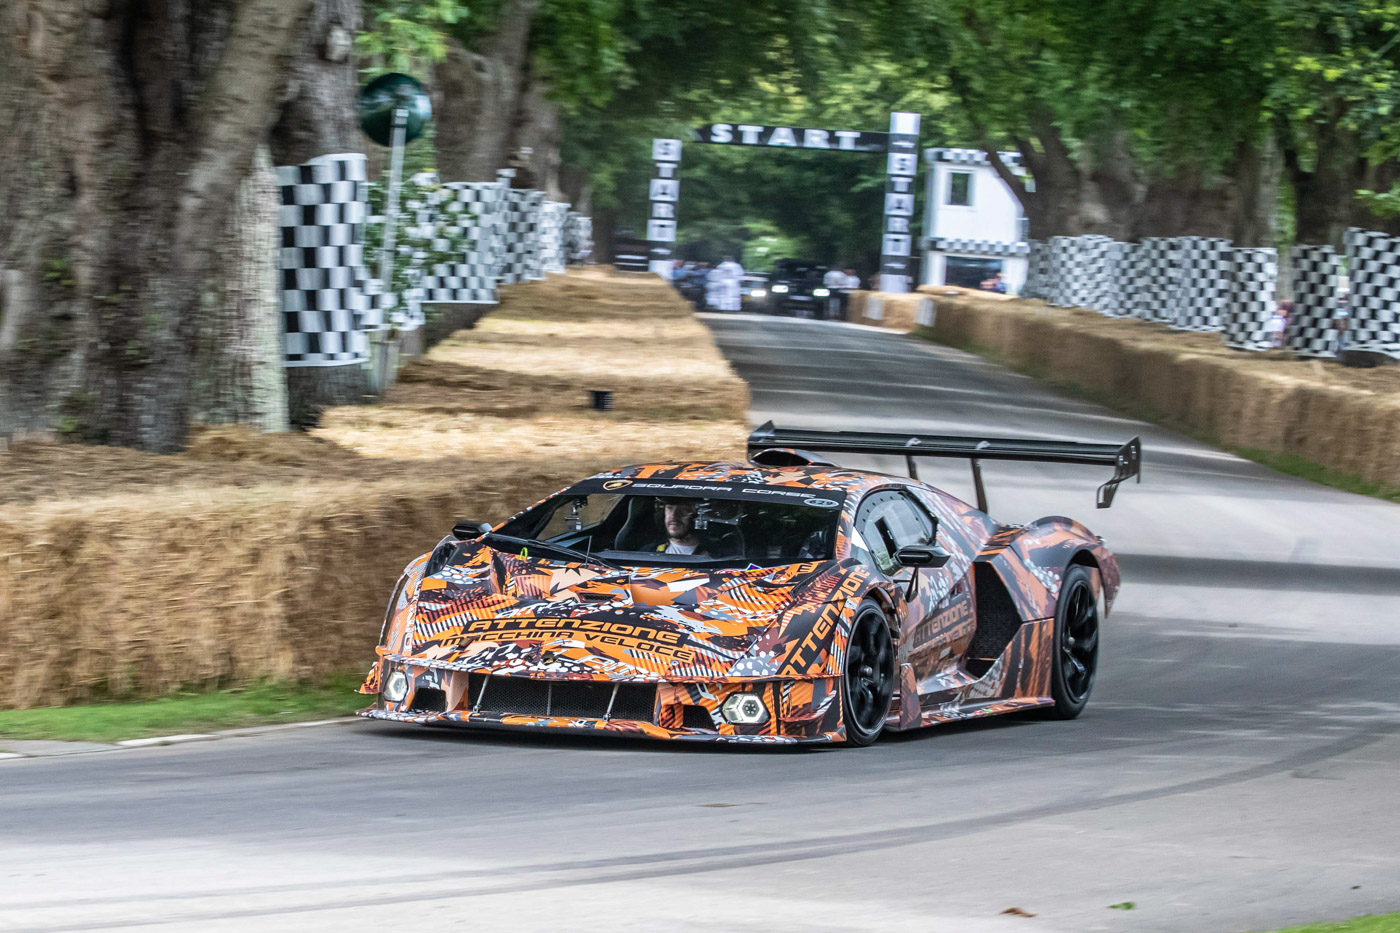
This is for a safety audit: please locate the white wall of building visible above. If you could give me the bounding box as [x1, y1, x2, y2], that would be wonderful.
[922, 148, 1029, 293]
[925, 161, 1024, 244]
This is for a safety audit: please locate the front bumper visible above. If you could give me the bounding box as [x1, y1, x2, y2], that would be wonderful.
[363, 666, 845, 744]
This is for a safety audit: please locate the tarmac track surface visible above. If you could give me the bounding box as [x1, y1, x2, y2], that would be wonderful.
[2, 314, 1398, 933]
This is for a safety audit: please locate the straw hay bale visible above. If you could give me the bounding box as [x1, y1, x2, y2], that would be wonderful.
[917, 291, 1400, 488]
[849, 291, 926, 332]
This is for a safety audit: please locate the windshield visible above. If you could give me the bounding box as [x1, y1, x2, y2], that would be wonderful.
[774, 261, 826, 279]
[494, 481, 845, 568]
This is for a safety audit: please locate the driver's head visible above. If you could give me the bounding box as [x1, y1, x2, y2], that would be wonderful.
[659, 499, 698, 539]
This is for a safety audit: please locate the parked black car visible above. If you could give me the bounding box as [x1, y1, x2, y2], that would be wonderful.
[766, 259, 830, 316]
[740, 273, 770, 309]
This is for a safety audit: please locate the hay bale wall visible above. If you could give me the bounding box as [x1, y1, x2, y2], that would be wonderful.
[917, 291, 1400, 487]
[0, 269, 748, 708]
[848, 291, 928, 332]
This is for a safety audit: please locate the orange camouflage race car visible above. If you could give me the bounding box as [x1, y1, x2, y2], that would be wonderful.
[358, 423, 1141, 746]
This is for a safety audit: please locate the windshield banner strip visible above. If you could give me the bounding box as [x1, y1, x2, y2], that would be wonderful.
[568, 478, 845, 508]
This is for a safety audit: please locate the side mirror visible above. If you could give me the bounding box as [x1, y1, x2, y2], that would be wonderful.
[896, 544, 951, 569]
[452, 520, 492, 540]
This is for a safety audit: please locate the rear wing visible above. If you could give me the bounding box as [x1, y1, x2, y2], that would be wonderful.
[746, 422, 1141, 511]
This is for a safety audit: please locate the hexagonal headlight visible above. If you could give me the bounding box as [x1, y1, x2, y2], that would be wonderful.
[720, 692, 769, 725]
[383, 669, 409, 704]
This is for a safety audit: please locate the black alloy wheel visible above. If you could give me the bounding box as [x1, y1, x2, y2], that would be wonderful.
[1047, 564, 1100, 719]
[841, 602, 895, 746]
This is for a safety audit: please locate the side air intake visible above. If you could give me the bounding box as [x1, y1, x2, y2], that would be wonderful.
[964, 564, 1024, 678]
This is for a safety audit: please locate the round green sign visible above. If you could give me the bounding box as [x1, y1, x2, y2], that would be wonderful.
[359, 73, 432, 147]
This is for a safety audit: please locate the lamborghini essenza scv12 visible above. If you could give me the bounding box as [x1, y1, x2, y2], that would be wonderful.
[358, 424, 1141, 745]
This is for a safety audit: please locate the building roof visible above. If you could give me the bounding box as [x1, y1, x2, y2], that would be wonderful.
[925, 148, 1027, 175]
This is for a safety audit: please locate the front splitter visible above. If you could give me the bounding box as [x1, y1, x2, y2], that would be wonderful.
[357, 707, 838, 745]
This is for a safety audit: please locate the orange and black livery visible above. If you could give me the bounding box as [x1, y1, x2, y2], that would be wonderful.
[359, 423, 1141, 746]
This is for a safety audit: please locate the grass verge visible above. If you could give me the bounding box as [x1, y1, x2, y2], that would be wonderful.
[915, 328, 1400, 505]
[0, 674, 365, 744]
[1263, 913, 1400, 932]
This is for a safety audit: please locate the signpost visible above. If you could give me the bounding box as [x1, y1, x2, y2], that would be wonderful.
[358, 73, 431, 391]
[646, 112, 922, 291]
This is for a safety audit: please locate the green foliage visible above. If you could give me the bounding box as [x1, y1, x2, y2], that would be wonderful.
[1357, 186, 1400, 216]
[358, 0, 470, 74]
[0, 675, 366, 744]
[1262, 913, 1400, 933]
[532, 0, 635, 109]
[739, 221, 809, 272]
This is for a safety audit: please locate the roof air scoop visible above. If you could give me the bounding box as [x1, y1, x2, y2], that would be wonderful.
[749, 447, 839, 468]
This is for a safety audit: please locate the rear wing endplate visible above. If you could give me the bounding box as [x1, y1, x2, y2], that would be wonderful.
[746, 422, 1141, 511]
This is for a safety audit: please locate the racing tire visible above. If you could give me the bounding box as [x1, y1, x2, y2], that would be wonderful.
[1045, 564, 1100, 719]
[840, 601, 895, 746]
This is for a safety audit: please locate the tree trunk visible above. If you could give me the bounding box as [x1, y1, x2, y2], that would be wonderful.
[1287, 120, 1365, 247]
[433, 0, 540, 183]
[270, 0, 362, 165]
[1135, 169, 1239, 239]
[559, 162, 592, 216]
[3, 0, 313, 452]
[1227, 135, 1279, 247]
[512, 71, 564, 200]
[0, 8, 83, 440]
[270, 0, 371, 425]
[191, 146, 288, 432]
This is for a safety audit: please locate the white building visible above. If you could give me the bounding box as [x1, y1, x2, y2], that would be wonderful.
[921, 148, 1029, 293]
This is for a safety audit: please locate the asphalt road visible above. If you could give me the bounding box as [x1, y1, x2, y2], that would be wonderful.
[3, 314, 1399, 933]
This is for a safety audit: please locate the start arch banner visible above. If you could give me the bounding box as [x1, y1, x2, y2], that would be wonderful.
[646, 112, 922, 293]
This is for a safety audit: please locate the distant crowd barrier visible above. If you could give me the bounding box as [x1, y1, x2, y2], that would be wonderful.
[272, 153, 592, 370]
[1022, 229, 1400, 361]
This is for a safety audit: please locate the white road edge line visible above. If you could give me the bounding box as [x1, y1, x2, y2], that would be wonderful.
[3, 717, 361, 760]
[117, 734, 216, 747]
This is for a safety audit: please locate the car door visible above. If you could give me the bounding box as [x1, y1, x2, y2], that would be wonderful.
[852, 488, 947, 629]
[852, 488, 973, 691]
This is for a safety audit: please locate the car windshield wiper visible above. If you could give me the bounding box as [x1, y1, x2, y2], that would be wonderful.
[480, 533, 620, 570]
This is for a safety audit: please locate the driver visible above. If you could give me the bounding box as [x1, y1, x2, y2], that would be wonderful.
[651, 498, 710, 555]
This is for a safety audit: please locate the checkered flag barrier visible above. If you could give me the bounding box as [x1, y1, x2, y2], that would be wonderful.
[499, 188, 544, 284]
[1047, 236, 1075, 306]
[1171, 237, 1232, 332]
[1130, 238, 1183, 321]
[1343, 227, 1400, 358]
[1074, 235, 1114, 310]
[1287, 244, 1340, 357]
[275, 152, 372, 367]
[1100, 241, 1136, 317]
[418, 180, 507, 307]
[1043, 235, 1113, 308]
[539, 201, 571, 275]
[1222, 248, 1277, 351]
[1022, 239, 1051, 300]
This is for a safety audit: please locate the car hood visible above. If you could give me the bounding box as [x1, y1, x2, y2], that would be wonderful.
[395, 543, 859, 681]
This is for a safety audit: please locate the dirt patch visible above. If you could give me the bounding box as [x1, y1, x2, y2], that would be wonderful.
[916, 288, 1400, 487]
[0, 268, 749, 708]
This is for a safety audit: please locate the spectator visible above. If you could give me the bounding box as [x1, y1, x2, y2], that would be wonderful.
[713, 256, 745, 311]
[822, 267, 846, 319]
[1266, 302, 1289, 347]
